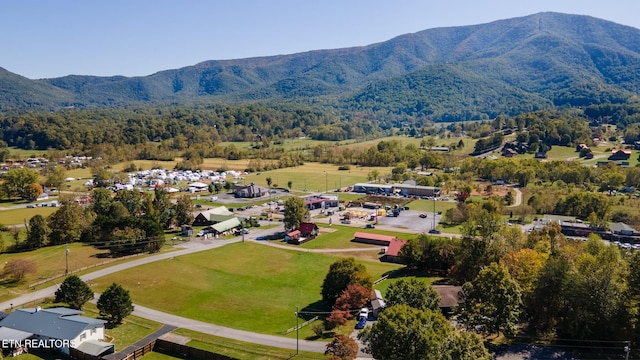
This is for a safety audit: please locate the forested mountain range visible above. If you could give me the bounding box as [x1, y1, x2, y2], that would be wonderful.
[2, 12, 640, 122]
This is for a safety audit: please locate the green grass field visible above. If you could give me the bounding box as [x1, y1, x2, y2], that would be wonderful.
[91, 242, 401, 336]
[0, 206, 58, 225]
[297, 224, 420, 250]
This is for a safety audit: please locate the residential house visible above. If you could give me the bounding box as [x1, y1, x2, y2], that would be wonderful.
[609, 149, 632, 161]
[0, 307, 113, 357]
[432, 285, 463, 317]
[286, 223, 319, 245]
[299, 222, 319, 238]
[534, 151, 548, 159]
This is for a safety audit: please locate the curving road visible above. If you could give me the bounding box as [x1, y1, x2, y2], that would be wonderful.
[0, 224, 379, 355]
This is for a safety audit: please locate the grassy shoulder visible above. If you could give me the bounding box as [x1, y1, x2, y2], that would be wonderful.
[172, 328, 327, 360]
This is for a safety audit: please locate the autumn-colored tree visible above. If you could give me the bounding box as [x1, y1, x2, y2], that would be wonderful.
[333, 284, 371, 316]
[325, 334, 358, 360]
[326, 309, 350, 330]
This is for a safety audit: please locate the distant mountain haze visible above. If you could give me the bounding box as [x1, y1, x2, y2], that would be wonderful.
[2, 12, 639, 121]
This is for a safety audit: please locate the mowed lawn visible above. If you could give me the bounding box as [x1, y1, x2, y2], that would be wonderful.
[91, 242, 402, 335]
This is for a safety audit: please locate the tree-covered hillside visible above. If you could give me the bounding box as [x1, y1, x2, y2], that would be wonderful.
[1, 12, 640, 122]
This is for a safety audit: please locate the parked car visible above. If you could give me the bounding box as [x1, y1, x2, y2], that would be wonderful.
[428, 229, 441, 234]
[419, 213, 427, 218]
[26, 204, 36, 208]
[341, 219, 351, 224]
[359, 307, 369, 319]
[355, 316, 367, 329]
[365, 224, 375, 229]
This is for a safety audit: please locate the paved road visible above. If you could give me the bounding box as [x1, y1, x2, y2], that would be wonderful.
[0, 222, 377, 356]
[131, 303, 328, 354]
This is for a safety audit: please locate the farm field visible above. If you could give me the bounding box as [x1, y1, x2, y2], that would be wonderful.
[242, 162, 393, 192]
[91, 242, 402, 336]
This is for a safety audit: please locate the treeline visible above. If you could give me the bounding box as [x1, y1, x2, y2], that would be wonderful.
[10, 187, 194, 256]
[0, 103, 384, 151]
[401, 205, 640, 348]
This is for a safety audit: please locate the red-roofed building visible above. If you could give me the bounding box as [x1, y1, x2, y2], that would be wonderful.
[353, 232, 407, 263]
[285, 223, 319, 245]
[299, 222, 319, 238]
[382, 239, 406, 263]
[353, 232, 397, 246]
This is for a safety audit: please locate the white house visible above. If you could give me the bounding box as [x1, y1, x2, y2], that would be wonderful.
[0, 307, 113, 357]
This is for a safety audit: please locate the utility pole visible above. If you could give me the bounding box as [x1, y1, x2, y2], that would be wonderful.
[295, 306, 299, 355]
[65, 247, 69, 275]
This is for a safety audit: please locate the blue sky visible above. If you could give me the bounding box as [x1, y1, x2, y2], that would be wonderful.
[2, 0, 639, 79]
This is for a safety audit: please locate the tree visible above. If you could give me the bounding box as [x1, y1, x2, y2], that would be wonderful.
[55, 275, 94, 310]
[459, 262, 522, 337]
[48, 199, 92, 245]
[26, 214, 50, 249]
[385, 278, 441, 312]
[153, 188, 174, 229]
[358, 304, 453, 360]
[325, 334, 358, 360]
[283, 196, 309, 231]
[97, 283, 134, 324]
[44, 166, 67, 190]
[332, 283, 371, 319]
[0, 168, 40, 200]
[441, 331, 492, 360]
[266, 176, 272, 187]
[1, 259, 36, 282]
[287, 180, 293, 191]
[321, 258, 373, 304]
[173, 194, 194, 226]
[24, 183, 43, 202]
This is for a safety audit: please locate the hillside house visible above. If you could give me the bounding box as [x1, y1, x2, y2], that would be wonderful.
[0, 307, 113, 357]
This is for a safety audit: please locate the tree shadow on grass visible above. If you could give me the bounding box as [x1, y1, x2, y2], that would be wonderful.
[0, 278, 21, 287]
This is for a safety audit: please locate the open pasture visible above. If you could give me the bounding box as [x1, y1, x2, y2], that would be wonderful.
[91, 242, 401, 335]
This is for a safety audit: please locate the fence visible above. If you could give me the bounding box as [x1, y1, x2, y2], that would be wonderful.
[374, 274, 389, 285]
[154, 339, 237, 360]
[29, 252, 149, 289]
[279, 315, 319, 335]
